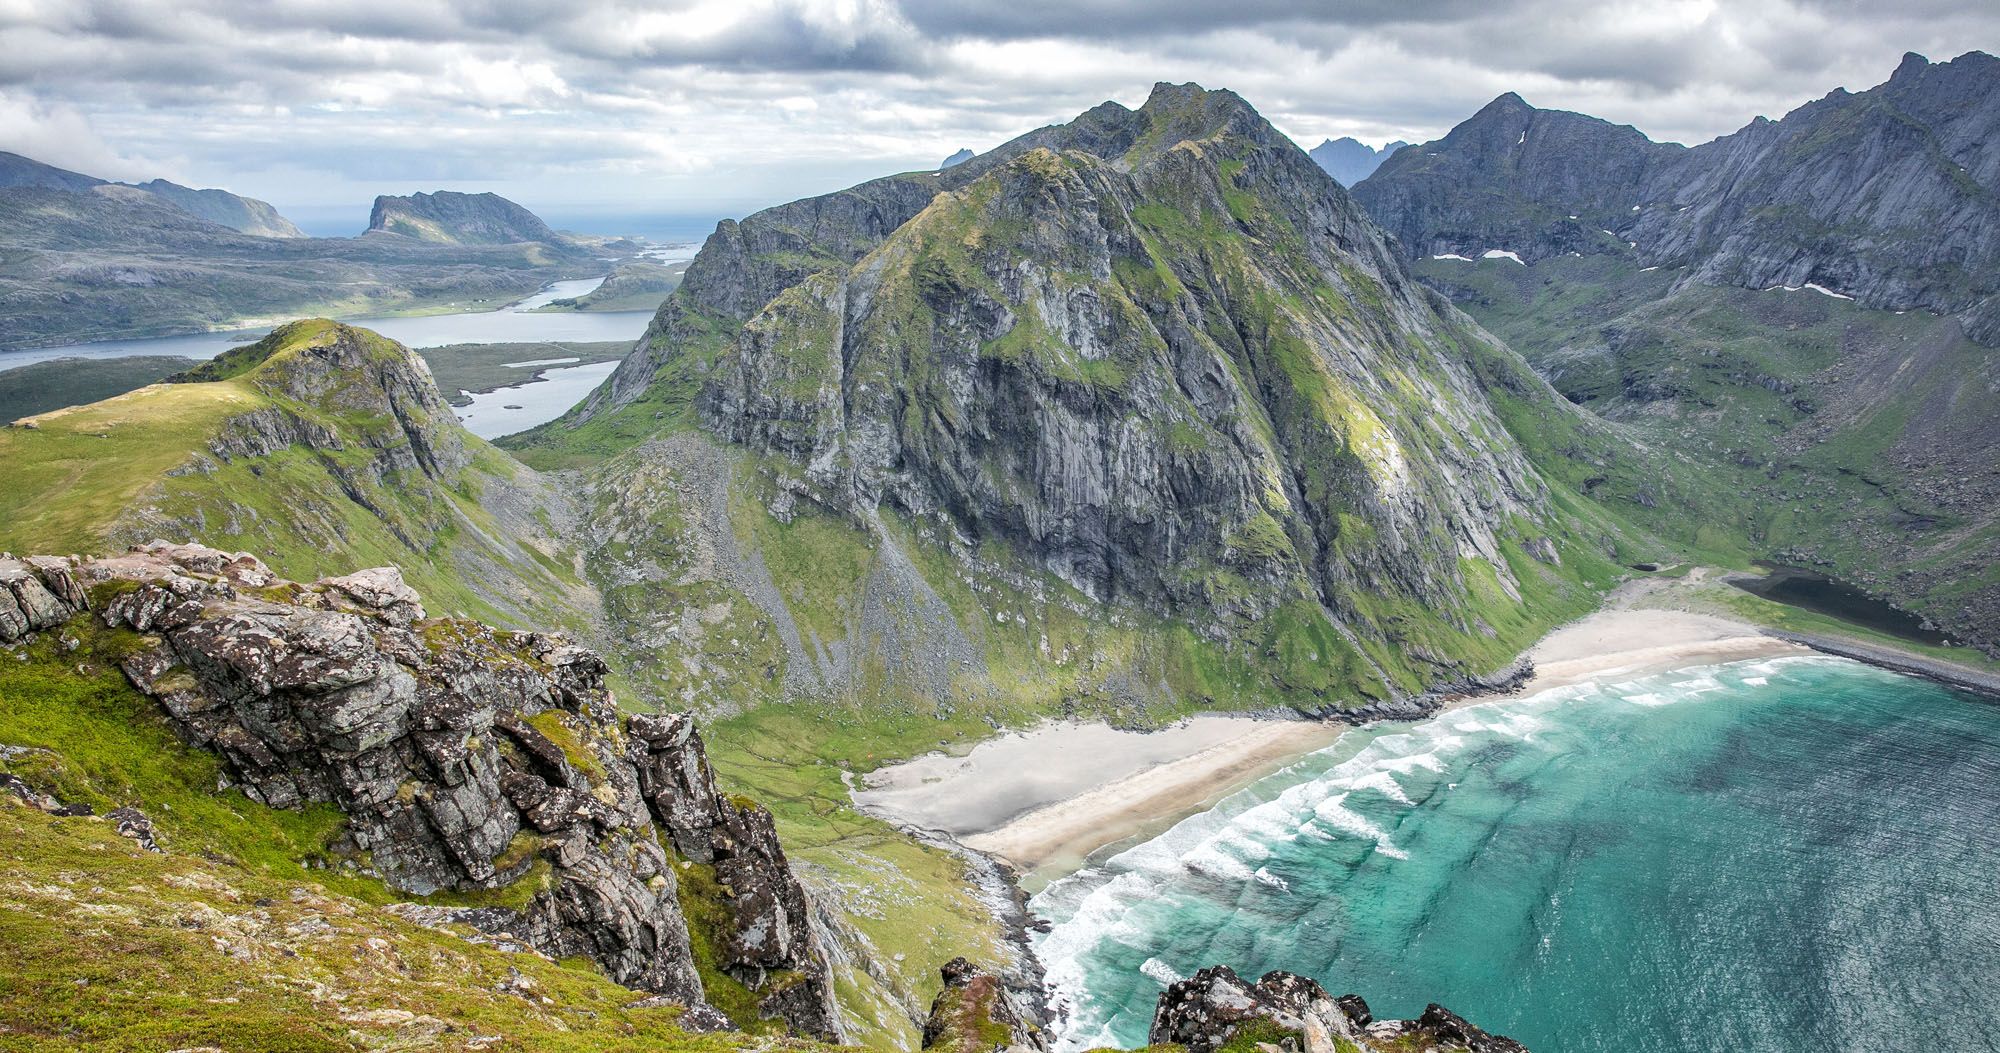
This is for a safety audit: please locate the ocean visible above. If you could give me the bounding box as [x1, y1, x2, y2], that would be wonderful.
[1031, 656, 2000, 1053]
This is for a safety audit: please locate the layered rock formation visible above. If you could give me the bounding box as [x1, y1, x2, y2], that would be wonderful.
[0, 541, 842, 1039]
[366, 190, 578, 250]
[1355, 50, 2000, 342]
[536, 82, 1613, 709]
[1152, 966, 1526, 1053]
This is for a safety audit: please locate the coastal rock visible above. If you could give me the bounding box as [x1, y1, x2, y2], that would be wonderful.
[920, 957, 1047, 1053]
[1151, 966, 1526, 1053]
[0, 541, 844, 1040]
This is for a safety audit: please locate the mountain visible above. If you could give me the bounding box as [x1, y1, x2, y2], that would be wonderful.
[941, 147, 975, 169]
[0, 149, 103, 191]
[1307, 136, 1409, 186]
[0, 312, 1528, 1050]
[1355, 51, 2000, 340]
[1352, 51, 2000, 652]
[365, 189, 576, 248]
[0, 149, 305, 236]
[0, 179, 589, 349]
[0, 320, 583, 628]
[129, 177, 304, 237]
[512, 81, 1679, 728]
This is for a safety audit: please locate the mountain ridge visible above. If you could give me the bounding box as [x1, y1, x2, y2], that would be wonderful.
[1307, 136, 1410, 186]
[365, 189, 580, 250]
[1354, 51, 2000, 652]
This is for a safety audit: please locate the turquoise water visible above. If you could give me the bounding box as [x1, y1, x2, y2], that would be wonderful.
[1031, 656, 2000, 1053]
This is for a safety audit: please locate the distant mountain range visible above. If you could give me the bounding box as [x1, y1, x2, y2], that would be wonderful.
[0, 152, 597, 349]
[0, 150, 303, 237]
[365, 189, 571, 246]
[1354, 50, 2000, 340]
[1307, 136, 1409, 186]
[1352, 49, 2000, 650]
[939, 147, 975, 169]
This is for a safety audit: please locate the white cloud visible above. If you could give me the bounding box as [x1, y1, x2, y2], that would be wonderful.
[0, 0, 1991, 226]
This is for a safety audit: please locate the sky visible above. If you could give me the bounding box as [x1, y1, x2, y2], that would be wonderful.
[2, 0, 1994, 237]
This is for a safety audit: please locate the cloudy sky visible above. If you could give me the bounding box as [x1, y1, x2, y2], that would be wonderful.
[2, 0, 1993, 236]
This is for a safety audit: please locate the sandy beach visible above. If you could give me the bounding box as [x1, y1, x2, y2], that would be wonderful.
[853, 583, 1813, 882]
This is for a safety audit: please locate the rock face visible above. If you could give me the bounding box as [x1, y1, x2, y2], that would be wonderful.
[1355, 50, 2000, 342]
[553, 82, 1587, 704]
[1307, 137, 1410, 187]
[170, 319, 472, 481]
[920, 958, 1047, 1053]
[1151, 965, 1526, 1053]
[0, 541, 843, 1040]
[629, 711, 845, 1039]
[366, 190, 576, 249]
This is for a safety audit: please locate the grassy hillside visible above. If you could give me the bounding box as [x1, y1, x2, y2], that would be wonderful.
[0, 320, 589, 630]
[0, 603, 825, 1053]
[1420, 252, 1997, 651]
[0, 355, 195, 423]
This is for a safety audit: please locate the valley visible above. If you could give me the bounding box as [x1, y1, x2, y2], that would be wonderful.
[1, 31, 1997, 1053]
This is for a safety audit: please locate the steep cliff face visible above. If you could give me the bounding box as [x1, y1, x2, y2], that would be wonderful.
[1352, 52, 2000, 652]
[530, 84, 1625, 715]
[365, 190, 579, 251]
[0, 541, 843, 1039]
[703, 86, 1548, 639]
[1356, 51, 2000, 340]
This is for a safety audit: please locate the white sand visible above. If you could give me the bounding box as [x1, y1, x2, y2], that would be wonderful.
[853, 594, 1808, 879]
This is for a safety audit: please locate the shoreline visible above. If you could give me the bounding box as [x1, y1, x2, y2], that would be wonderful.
[852, 569, 1999, 886]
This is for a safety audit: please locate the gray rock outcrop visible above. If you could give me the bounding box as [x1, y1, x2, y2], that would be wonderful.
[0, 541, 843, 1040]
[1151, 965, 1526, 1053]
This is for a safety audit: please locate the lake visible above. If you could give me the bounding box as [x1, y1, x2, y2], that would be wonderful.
[0, 259, 690, 373]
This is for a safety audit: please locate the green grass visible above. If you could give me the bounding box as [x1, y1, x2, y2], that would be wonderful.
[0, 354, 197, 423]
[0, 373, 262, 554]
[0, 798, 791, 1053]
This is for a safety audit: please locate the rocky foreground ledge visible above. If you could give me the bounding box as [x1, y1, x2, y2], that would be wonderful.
[0, 541, 841, 1039]
[919, 958, 1526, 1053]
[3, 541, 1527, 1050]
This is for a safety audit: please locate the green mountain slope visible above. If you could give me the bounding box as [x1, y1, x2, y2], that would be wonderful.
[1352, 51, 2000, 653]
[507, 85, 1702, 731]
[0, 319, 587, 630]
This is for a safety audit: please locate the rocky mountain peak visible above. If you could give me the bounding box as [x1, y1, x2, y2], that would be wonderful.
[365, 189, 573, 249]
[168, 319, 470, 480]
